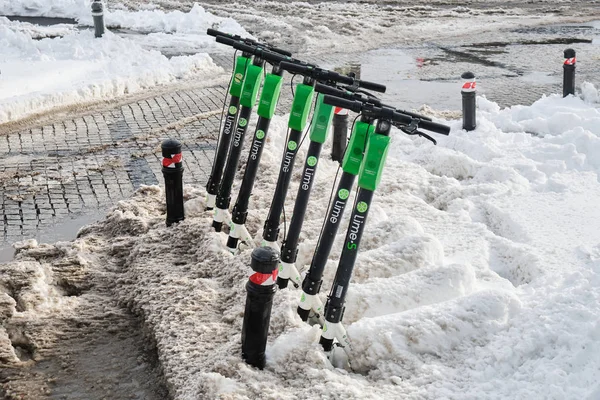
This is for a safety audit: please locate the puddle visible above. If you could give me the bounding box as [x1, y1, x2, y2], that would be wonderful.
[0, 209, 107, 263]
[331, 48, 463, 111]
[521, 71, 560, 85]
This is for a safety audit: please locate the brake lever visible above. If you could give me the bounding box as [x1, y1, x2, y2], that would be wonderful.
[397, 120, 437, 145]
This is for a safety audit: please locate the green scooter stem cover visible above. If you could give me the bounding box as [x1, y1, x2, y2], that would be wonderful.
[342, 121, 375, 176]
[288, 84, 315, 132]
[230, 56, 250, 98]
[240, 64, 264, 108]
[309, 94, 334, 144]
[257, 73, 283, 119]
[358, 133, 390, 191]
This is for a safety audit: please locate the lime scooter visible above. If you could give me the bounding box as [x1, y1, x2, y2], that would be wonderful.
[222, 42, 304, 252]
[315, 95, 451, 358]
[205, 30, 292, 211]
[297, 84, 437, 322]
[212, 39, 266, 232]
[275, 82, 387, 291]
[261, 62, 386, 263]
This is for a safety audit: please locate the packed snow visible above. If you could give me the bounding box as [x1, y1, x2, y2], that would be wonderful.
[0, 3, 251, 124]
[3, 86, 600, 398]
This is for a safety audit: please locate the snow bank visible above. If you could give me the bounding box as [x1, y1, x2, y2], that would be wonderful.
[0, 0, 90, 19]
[3, 89, 600, 398]
[0, 17, 223, 124]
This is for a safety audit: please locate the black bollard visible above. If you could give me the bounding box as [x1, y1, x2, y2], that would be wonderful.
[162, 139, 185, 227]
[563, 48, 576, 98]
[461, 71, 476, 131]
[331, 107, 348, 163]
[241, 247, 279, 369]
[91, 0, 105, 38]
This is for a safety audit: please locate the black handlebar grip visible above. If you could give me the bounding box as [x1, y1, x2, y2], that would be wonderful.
[279, 61, 310, 75]
[417, 119, 451, 135]
[357, 80, 386, 93]
[232, 41, 256, 54]
[207, 28, 227, 38]
[215, 35, 236, 46]
[314, 83, 346, 97]
[323, 95, 361, 112]
[327, 71, 354, 85]
[391, 111, 413, 126]
[268, 45, 292, 57]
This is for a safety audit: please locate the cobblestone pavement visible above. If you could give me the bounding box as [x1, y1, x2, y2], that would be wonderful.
[1, 21, 599, 254]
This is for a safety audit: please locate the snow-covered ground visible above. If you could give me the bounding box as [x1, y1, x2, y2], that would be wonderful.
[2, 0, 600, 399]
[3, 87, 600, 398]
[0, 4, 248, 124]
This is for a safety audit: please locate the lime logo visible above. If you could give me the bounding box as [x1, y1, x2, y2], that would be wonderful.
[357, 201, 368, 213]
[239, 118, 247, 127]
[338, 189, 350, 200]
[256, 130, 265, 140]
[279, 264, 283, 272]
[301, 293, 306, 302]
[229, 106, 237, 114]
[323, 323, 328, 333]
[307, 156, 317, 167]
[287, 141, 297, 151]
[234, 73, 243, 84]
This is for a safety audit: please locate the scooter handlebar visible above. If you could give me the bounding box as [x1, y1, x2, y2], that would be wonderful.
[359, 80, 387, 93]
[208, 29, 292, 56]
[324, 95, 450, 135]
[322, 95, 362, 112]
[280, 62, 385, 92]
[228, 40, 291, 64]
[414, 119, 451, 135]
[315, 83, 381, 106]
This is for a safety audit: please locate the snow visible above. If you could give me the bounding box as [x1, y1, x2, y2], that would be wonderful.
[2, 0, 600, 397]
[0, 10, 232, 124]
[4, 88, 600, 398]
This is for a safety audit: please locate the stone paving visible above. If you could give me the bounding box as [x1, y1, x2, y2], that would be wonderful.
[0, 86, 226, 242]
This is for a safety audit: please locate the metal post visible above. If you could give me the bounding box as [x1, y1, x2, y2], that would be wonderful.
[563, 48, 576, 98]
[461, 71, 476, 131]
[161, 139, 184, 227]
[242, 247, 279, 369]
[331, 108, 348, 162]
[91, 0, 105, 38]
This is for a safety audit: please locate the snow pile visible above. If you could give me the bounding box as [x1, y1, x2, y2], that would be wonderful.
[0, 0, 90, 19]
[0, 17, 75, 38]
[3, 91, 600, 398]
[0, 17, 224, 124]
[82, 3, 247, 36]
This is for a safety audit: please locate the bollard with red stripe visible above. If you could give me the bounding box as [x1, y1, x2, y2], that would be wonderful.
[461, 71, 477, 132]
[563, 48, 576, 98]
[161, 139, 185, 227]
[241, 246, 279, 369]
[331, 106, 349, 162]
